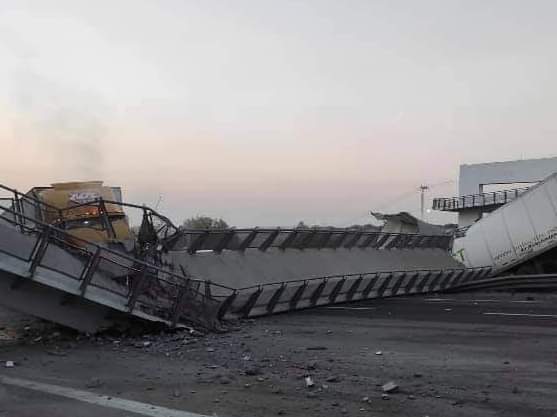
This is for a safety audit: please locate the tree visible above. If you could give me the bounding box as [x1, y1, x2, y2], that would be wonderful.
[182, 215, 229, 230]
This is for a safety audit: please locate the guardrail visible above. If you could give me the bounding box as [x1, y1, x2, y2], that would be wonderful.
[0, 202, 234, 329]
[216, 265, 493, 320]
[432, 186, 531, 212]
[445, 273, 557, 293]
[172, 228, 453, 253]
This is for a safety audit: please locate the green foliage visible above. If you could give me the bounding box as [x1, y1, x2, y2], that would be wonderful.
[182, 215, 229, 230]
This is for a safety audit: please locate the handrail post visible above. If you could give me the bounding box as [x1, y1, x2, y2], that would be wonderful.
[127, 265, 148, 312]
[79, 248, 102, 296]
[289, 281, 308, 310]
[29, 227, 51, 276]
[217, 290, 238, 319]
[98, 199, 116, 239]
[204, 280, 212, 299]
[13, 192, 25, 233]
[240, 287, 263, 317]
[266, 284, 287, 314]
[170, 287, 188, 327]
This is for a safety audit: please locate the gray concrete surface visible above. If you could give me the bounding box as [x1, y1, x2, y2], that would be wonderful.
[1, 291, 556, 417]
[169, 247, 462, 289]
[0, 221, 176, 332]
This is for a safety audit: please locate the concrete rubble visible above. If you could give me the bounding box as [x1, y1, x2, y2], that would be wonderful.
[2, 291, 557, 416]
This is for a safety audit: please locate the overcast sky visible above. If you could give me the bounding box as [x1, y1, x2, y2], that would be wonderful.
[1, 0, 556, 226]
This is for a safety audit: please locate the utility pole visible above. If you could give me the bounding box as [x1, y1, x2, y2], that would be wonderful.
[419, 185, 429, 220]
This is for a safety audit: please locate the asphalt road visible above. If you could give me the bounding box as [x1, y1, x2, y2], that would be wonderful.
[1, 291, 557, 417]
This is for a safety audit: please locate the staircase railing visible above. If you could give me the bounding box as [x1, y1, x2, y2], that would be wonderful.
[0, 202, 235, 328]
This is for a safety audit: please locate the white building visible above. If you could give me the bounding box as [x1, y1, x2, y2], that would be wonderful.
[433, 157, 557, 227]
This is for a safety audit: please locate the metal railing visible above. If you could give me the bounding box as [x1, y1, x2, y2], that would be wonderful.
[0, 202, 235, 328]
[0, 200, 500, 326]
[0, 184, 500, 326]
[172, 228, 453, 253]
[0, 183, 180, 241]
[216, 265, 493, 319]
[445, 273, 557, 292]
[0, 183, 453, 254]
[432, 186, 531, 212]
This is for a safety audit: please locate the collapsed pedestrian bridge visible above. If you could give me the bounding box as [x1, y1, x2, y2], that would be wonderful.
[0, 175, 554, 333]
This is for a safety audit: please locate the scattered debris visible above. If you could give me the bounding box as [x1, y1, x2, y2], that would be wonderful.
[85, 377, 103, 388]
[382, 381, 399, 393]
[244, 364, 262, 376]
[46, 350, 67, 357]
[271, 386, 283, 394]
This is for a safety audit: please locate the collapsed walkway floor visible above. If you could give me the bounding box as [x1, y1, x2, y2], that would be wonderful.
[1, 291, 556, 417]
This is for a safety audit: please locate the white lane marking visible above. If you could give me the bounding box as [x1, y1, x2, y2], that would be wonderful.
[0, 375, 213, 417]
[483, 312, 557, 318]
[325, 306, 376, 310]
[425, 298, 541, 304]
[469, 299, 541, 304]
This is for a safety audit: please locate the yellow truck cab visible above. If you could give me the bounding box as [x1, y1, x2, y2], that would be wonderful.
[28, 181, 132, 246]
